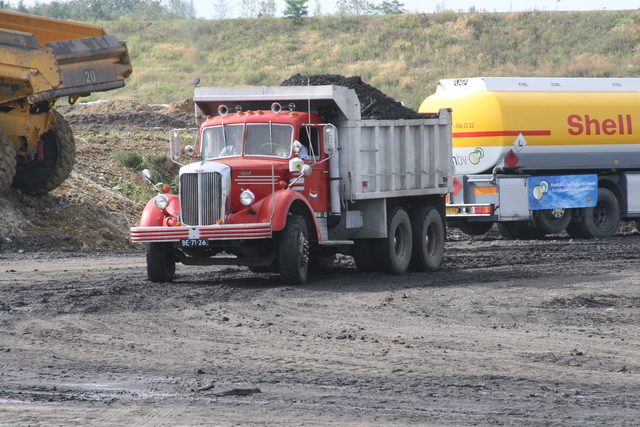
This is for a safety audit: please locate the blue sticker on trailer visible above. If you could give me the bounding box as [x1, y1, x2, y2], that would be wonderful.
[528, 175, 598, 210]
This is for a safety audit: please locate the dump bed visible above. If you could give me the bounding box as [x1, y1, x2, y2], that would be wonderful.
[0, 10, 132, 105]
[194, 85, 453, 200]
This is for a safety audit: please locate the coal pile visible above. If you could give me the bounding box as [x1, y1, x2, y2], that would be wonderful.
[280, 74, 425, 120]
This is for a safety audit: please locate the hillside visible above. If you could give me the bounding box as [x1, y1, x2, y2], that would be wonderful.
[93, 10, 640, 110]
[2, 10, 640, 252]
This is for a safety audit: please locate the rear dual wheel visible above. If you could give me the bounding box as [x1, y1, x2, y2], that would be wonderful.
[360, 206, 445, 274]
[410, 206, 445, 272]
[375, 207, 413, 275]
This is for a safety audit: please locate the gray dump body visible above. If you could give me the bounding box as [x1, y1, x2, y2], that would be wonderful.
[194, 85, 453, 202]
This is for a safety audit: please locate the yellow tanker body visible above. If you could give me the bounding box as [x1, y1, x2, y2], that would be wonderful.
[420, 77, 640, 175]
[419, 77, 640, 240]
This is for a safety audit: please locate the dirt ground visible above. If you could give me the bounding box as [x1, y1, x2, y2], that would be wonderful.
[1, 98, 640, 426]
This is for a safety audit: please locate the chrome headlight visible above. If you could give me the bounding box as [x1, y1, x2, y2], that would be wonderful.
[240, 189, 255, 207]
[155, 194, 169, 210]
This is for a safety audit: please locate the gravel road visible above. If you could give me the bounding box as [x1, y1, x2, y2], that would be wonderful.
[2, 233, 639, 426]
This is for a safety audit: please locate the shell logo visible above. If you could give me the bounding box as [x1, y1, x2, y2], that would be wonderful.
[469, 147, 484, 165]
[532, 180, 549, 201]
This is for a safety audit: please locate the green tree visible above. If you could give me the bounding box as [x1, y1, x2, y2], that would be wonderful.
[376, 0, 405, 14]
[212, 0, 233, 19]
[258, 0, 277, 17]
[283, 0, 308, 20]
[336, 0, 377, 15]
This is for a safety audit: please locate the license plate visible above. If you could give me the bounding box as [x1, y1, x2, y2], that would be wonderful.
[180, 239, 209, 247]
[446, 207, 459, 214]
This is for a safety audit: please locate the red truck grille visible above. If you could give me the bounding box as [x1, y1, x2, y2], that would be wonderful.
[180, 172, 223, 226]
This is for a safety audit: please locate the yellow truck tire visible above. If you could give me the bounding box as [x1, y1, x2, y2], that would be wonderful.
[12, 110, 75, 195]
[0, 127, 17, 195]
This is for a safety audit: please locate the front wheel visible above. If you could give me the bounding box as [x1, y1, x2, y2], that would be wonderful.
[410, 206, 445, 271]
[0, 127, 16, 196]
[575, 187, 620, 238]
[278, 215, 309, 285]
[147, 242, 176, 282]
[12, 110, 75, 195]
[375, 207, 412, 275]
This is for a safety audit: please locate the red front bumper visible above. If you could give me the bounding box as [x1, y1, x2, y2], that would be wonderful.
[130, 223, 272, 242]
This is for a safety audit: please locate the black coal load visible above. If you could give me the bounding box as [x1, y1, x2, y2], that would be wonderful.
[280, 74, 425, 120]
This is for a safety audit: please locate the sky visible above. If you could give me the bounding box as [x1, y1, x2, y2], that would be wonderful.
[9, 0, 639, 18]
[192, 0, 639, 18]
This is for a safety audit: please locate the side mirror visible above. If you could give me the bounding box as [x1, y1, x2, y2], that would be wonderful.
[323, 125, 338, 155]
[142, 169, 154, 184]
[170, 130, 181, 162]
[300, 164, 312, 177]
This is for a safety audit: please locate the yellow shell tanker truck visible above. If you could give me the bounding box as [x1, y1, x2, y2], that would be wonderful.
[420, 77, 640, 239]
[0, 10, 132, 195]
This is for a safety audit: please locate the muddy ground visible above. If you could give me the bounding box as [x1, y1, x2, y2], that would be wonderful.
[1, 98, 640, 426]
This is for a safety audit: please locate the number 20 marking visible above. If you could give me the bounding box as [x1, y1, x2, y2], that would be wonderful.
[85, 69, 96, 83]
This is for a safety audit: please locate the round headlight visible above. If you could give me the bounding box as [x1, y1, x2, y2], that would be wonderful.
[155, 194, 169, 210]
[240, 189, 255, 207]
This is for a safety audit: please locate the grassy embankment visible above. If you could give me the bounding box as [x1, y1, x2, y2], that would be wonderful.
[90, 9, 640, 110]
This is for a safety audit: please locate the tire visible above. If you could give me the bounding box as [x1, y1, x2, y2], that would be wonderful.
[575, 187, 620, 238]
[497, 222, 515, 239]
[309, 254, 336, 272]
[278, 215, 309, 285]
[0, 127, 16, 196]
[249, 263, 279, 273]
[410, 206, 445, 272]
[536, 208, 572, 234]
[12, 110, 75, 195]
[457, 221, 494, 236]
[353, 239, 376, 272]
[498, 222, 545, 240]
[374, 207, 412, 275]
[565, 222, 587, 239]
[147, 242, 176, 282]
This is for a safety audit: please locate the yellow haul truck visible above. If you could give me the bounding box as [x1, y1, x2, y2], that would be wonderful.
[0, 10, 132, 195]
[420, 77, 640, 239]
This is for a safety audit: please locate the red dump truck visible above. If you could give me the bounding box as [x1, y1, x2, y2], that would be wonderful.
[420, 77, 640, 239]
[131, 85, 452, 284]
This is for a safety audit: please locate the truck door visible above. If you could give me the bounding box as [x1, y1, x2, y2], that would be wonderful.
[298, 126, 329, 213]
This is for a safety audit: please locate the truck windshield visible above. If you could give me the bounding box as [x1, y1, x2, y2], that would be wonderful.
[246, 123, 293, 157]
[201, 124, 244, 159]
[201, 123, 294, 159]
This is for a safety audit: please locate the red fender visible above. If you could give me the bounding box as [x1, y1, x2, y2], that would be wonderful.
[254, 190, 321, 239]
[139, 194, 180, 227]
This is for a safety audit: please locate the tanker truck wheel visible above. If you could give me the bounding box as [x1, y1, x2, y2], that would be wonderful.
[457, 221, 494, 236]
[575, 188, 620, 238]
[278, 215, 309, 285]
[147, 242, 176, 282]
[536, 208, 572, 235]
[375, 207, 412, 275]
[410, 205, 444, 272]
[0, 127, 17, 196]
[12, 110, 75, 195]
[498, 222, 545, 240]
